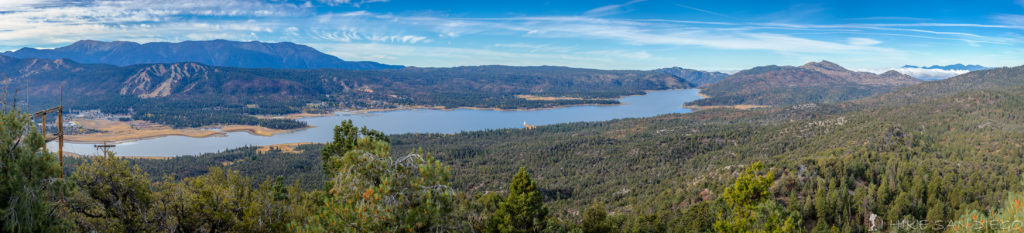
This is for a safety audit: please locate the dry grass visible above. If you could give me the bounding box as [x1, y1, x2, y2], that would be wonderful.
[514, 94, 588, 101]
[66, 119, 223, 143]
[256, 142, 314, 154]
[66, 119, 306, 143]
[220, 125, 305, 137]
[255, 112, 331, 120]
[684, 104, 771, 111]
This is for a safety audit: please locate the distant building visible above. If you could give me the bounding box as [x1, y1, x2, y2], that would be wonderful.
[523, 121, 536, 129]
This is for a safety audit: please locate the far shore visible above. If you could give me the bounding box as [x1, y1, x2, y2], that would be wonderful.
[340, 89, 697, 114]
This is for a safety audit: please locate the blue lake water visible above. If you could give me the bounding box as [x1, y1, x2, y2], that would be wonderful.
[49, 88, 702, 156]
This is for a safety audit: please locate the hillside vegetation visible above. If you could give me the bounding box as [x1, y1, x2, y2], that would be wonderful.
[41, 64, 1024, 232]
[691, 60, 920, 107]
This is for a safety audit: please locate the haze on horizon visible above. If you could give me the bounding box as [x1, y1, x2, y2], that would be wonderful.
[1, 0, 1023, 71]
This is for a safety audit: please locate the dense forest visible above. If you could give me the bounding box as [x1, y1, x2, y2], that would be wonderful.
[5, 64, 1015, 232]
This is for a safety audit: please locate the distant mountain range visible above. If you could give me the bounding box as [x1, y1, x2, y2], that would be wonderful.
[1, 40, 402, 70]
[690, 60, 920, 107]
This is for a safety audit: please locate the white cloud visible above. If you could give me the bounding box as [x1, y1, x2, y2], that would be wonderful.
[892, 67, 970, 80]
[854, 67, 970, 80]
[847, 37, 881, 46]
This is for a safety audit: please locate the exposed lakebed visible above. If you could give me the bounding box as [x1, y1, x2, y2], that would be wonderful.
[49, 89, 703, 156]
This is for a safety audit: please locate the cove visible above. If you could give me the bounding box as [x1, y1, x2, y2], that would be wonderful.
[49, 89, 703, 157]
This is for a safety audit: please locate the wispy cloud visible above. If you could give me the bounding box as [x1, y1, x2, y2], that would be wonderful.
[316, 0, 389, 7]
[847, 37, 881, 46]
[674, 3, 734, 19]
[584, 0, 646, 16]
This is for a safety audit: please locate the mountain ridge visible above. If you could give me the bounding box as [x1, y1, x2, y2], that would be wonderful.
[1, 39, 402, 70]
[690, 60, 919, 107]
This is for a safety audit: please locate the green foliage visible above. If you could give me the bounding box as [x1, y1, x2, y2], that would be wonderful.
[296, 122, 459, 232]
[721, 162, 773, 208]
[63, 144, 328, 191]
[320, 119, 389, 175]
[66, 152, 161, 232]
[582, 202, 615, 233]
[486, 167, 550, 233]
[0, 109, 72, 232]
[949, 192, 1024, 233]
[714, 162, 800, 233]
[161, 167, 309, 233]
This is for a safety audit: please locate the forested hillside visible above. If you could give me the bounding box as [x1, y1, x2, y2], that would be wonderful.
[43, 65, 1024, 232]
[691, 61, 920, 107]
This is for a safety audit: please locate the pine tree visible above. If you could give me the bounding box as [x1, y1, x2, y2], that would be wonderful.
[582, 202, 614, 233]
[66, 152, 159, 232]
[0, 109, 72, 232]
[297, 123, 458, 232]
[486, 167, 549, 233]
[320, 119, 389, 174]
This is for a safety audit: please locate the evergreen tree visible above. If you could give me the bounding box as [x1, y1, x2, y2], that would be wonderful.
[320, 119, 388, 175]
[297, 123, 459, 232]
[0, 109, 72, 232]
[582, 202, 615, 233]
[486, 167, 549, 233]
[66, 152, 161, 232]
[714, 162, 800, 233]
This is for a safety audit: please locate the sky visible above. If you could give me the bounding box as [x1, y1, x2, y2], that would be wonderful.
[1, 0, 1024, 71]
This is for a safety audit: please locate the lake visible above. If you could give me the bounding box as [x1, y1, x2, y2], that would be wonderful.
[49, 88, 702, 156]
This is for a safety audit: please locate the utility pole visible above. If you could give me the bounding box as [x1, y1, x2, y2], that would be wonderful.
[33, 87, 64, 177]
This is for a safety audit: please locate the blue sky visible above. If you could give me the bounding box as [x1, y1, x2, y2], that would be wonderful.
[1, 0, 1024, 71]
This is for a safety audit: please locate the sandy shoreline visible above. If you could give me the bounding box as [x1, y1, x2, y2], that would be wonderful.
[683, 104, 770, 111]
[65, 119, 308, 144]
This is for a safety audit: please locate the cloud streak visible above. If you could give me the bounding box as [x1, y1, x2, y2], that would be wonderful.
[584, 0, 646, 16]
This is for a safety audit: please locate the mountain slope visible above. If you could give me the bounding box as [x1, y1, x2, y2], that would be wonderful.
[690, 60, 919, 107]
[2, 40, 402, 70]
[652, 67, 729, 87]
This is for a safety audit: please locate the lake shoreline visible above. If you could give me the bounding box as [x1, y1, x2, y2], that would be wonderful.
[52, 88, 704, 156]
[65, 88, 700, 144]
[65, 119, 312, 144]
